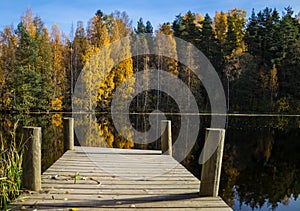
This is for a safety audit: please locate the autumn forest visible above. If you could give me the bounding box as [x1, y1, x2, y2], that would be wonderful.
[1, 6, 300, 210]
[0, 7, 300, 116]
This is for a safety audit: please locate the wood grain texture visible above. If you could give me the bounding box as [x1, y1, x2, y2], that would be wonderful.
[10, 146, 232, 210]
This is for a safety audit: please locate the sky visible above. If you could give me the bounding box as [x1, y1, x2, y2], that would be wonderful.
[0, 0, 299, 35]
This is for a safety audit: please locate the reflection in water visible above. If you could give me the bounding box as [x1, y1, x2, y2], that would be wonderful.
[219, 116, 300, 210]
[74, 113, 134, 148]
[1, 114, 299, 210]
[0, 113, 64, 172]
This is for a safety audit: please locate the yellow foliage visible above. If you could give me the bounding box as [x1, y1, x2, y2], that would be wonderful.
[106, 134, 114, 148]
[270, 64, 278, 96]
[227, 8, 247, 48]
[276, 97, 290, 112]
[213, 11, 228, 42]
[5, 97, 11, 107]
[194, 13, 204, 28]
[51, 114, 62, 127]
[3, 118, 12, 128]
[51, 97, 64, 111]
[82, 46, 100, 65]
[21, 8, 35, 37]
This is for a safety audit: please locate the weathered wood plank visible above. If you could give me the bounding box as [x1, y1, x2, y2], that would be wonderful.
[11, 195, 231, 210]
[41, 179, 200, 185]
[10, 146, 232, 210]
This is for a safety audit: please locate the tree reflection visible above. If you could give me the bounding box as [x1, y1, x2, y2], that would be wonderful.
[2, 113, 299, 209]
[220, 116, 300, 209]
[1, 114, 64, 172]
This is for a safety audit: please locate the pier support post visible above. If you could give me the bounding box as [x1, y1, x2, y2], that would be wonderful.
[199, 128, 225, 197]
[63, 117, 74, 152]
[22, 127, 42, 192]
[161, 120, 172, 156]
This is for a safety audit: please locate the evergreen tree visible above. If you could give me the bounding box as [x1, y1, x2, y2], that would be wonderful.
[199, 14, 218, 63]
[145, 21, 153, 34]
[224, 16, 237, 55]
[33, 16, 55, 107]
[256, 7, 281, 65]
[14, 22, 44, 112]
[280, 7, 299, 59]
[172, 11, 200, 45]
[244, 9, 261, 56]
[134, 18, 146, 34]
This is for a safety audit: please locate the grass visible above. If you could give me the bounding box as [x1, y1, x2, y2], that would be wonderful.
[0, 120, 25, 210]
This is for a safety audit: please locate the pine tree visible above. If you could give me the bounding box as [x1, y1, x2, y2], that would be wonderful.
[145, 21, 153, 34]
[244, 9, 261, 56]
[225, 16, 237, 55]
[34, 17, 54, 111]
[14, 22, 43, 112]
[173, 11, 200, 45]
[256, 7, 281, 66]
[199, 14, 218, 62]
[134, 18, 146, 34]
[280, 7, 299, 59]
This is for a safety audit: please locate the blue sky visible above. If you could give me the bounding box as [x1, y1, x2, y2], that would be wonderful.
[0, 0, 299, 35]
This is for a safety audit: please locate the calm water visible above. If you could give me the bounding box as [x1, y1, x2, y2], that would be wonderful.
[220, 116, 300, 211]
[1, 113, 299, 210]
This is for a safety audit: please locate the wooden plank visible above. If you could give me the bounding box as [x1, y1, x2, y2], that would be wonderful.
[14, 193, 224, 202]
[41, 179, 200, 185]
[12, 195, 231, 210]
[12, 198, 230, 207]
[10, 146, 232, 210]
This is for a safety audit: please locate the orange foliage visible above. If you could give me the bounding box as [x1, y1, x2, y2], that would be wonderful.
[51, 97, 64, 111]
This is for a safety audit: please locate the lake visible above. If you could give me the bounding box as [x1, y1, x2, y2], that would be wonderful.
[1, 113, 299, 211]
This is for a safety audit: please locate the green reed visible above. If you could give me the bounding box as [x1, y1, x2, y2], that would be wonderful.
[0, 121, 24, 210]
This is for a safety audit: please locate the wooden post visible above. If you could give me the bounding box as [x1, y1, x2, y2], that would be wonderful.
[22, 127, 42, 192]
[63, 117, 74, 152]
[161, 120, 172, 156]
[199, 128, 225, 197]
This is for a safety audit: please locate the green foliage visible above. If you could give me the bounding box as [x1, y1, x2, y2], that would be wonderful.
[1, 6, 299, 115]
[0, 121, 24, 210]
[225, 8, 247, 54]
[0, 6, 300, 210]
[134, 18, 146, 34]
[73, 172, 80, 184]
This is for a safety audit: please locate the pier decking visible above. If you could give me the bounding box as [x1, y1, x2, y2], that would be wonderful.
[10, 146, 232, 210]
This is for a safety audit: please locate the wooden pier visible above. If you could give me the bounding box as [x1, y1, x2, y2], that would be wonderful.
[10, 146, 232, 210]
